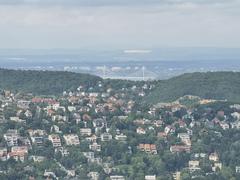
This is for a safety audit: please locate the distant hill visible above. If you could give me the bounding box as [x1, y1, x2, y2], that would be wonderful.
[144, 72, 240, 104]
[0, 69, 101, 95]
[1, 69, 240, 103]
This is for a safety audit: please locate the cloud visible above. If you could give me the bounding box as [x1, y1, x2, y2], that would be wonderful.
[0, 0, 236, 6]
[0, 0, 239, 49]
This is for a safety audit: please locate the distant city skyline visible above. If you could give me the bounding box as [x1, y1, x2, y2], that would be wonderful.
[0, 0, 240, 49]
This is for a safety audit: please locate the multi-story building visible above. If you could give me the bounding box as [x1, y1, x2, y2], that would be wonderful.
[138, 144, 157, 154]
[101, 133, 112, 142]
[63, 134, 80, 146]
[80, 128, 92, 136]
[48, 134, 62, 147]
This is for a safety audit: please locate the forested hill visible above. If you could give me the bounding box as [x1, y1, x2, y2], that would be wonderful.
[144, 72, 240, 104]
[0, 69, 101, 95]
[1, 69, 240, 103]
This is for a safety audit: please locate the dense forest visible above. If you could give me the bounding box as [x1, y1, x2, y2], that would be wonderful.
[145, 72, 240, 104]
[0, 69, 101, 95]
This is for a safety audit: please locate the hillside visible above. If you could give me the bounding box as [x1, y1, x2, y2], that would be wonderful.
[144, 72, 240, 104]
[0, 69, 101, 95]
[0, 69, 240, 103]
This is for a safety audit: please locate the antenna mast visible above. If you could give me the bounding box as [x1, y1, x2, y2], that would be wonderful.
[142, 66, 145, 81]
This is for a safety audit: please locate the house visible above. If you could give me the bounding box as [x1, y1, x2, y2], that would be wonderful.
[145, 175, 156, 180]
[63, 134, 80, 146]
[24, 110, 32, 118]
[51, 125, 62, 133]
[189, 121, 196, 128]
[83, 152, 95, 159]
[80, 128, 92, 136]
[44, 170, 57, 179]
[188, 160, 201, 172]
[24, 166, 34, 173]
[236, 166, 240, 173]
[194, 153, 207, 159]
[52, 115, 68, 122]
[89, 142, 101, 152]
[10, 117, 26, 124]
[231, 121, 240, 129]
[212, 163, 222, 172]
[19, 137, 31, 147]
[186, 128, 193, 136]
[172, 171, 181, 180]
[88, 172, 99, 180]
[212, 118, 220, 125]
[231, 112, 240, 120]
[170, 145, 191, 153]
[7, 152, 26, 162]
[8, 146, 28, 162]
[209, 153, 219, 162]
[89, 92, 99, 97]
[52, 102, 60, 110]
[93, 118, 106, 128]
[11, 146, 28, 154]
[164, 125, 175, 134]
[219, 122, 229, 130]
[0, 108, 5, 123]
[148, 109, 156, 116]
[101, 133, 112, 142]
[230, 104, 240, 110]
[0, 148, 7, 161]
[32, 98, 57, 105]
[28, 129, 46, 137]
[48, 134, 62, 147]
[178, 133, 191, 146]
[47, 109, 55, 116]
[136, 127, 146, 134]
[88, 157, 102, 165]
[138, 144, 157, 154]
[103, 163, 113, 174]
[67, 170, 76, 177]
[55, 147, 69, 156]
[115, 134, 127, 142]
[31, 136, 44, 146]
[4, 129, 19, 147]
[154, 120, 164, 127]
[85, 135, 98, 142]
[82, 114, 91, 121]
[68, 106, 76, 112]
[17, 100, 31, 109]
[134, 119, 146, 125]
[110, 175, 125, 180]
[178, 120, 187, 128]
[30, 155, 45, 162]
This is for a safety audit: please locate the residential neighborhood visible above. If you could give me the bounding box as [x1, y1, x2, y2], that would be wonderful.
[0, 83, 240, 180]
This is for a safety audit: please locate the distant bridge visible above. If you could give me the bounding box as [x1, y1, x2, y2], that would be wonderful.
[101, 66, 158, 81]
[102, 76, 156, 81]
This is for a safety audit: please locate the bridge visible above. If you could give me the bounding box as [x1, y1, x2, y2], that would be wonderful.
[100, 66, 158, 81]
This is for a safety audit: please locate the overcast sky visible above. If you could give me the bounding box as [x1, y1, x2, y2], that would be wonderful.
[0, 0, 240, 49]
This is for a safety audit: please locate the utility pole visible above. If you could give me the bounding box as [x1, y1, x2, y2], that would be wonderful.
[142, 66, 145, 81]
[103, 65, 106, 79]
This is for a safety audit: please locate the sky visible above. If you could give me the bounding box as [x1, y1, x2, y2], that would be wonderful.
[0, 0, 240, 49]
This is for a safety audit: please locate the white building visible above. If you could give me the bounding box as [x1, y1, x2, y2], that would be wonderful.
[48, 134, 62, 147]
[63, 134, 80, 146]
[101, 133, 112, 142]
[80, 128, 92, 136]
